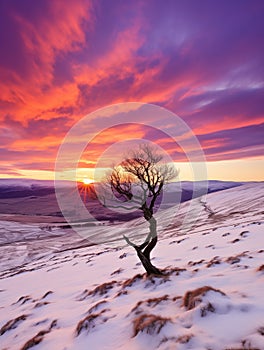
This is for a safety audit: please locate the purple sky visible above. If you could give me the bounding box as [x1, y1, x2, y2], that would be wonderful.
[0, 0, 263, 179]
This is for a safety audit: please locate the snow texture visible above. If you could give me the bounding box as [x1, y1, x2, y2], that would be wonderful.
[0, 182, 263, 350]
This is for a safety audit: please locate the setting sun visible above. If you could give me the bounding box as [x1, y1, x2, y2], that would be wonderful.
[82, 178, 94, 185]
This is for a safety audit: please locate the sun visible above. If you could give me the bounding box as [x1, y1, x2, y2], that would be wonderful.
[82, 177, 94, 185]
[78, 177, 96, 202]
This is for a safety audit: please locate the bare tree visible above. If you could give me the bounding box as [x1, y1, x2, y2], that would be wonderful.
[101, 144, 178, 275]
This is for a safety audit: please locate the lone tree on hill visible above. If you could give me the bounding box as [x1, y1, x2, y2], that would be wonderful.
[102, 144, 177, 275]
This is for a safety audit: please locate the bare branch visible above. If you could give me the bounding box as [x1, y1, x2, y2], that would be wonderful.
[97, 143, 179, 275]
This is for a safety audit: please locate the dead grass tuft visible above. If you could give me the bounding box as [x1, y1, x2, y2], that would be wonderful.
[200, 302, 215, 317]
[78, 281, 118, 300]
[183, 286, 225, 310]
[240, 230, 249, 237]
[34, 302, 50, 308]
[177, 333, 193, 343]
[88, 281, 118, 296]
[230, 238, 240, 243]
[118, 273, 167, 297]
[226, 256, 241, 264]
[188, 259, 205, 266]
[159, 336, 177, 346]
[122, 274, 144, 288]
[226, 251, 249, 265]
[115, 289, 128, 297]
[76, 314, 99, 336]
[41, 291, 53, 299]
[257, 264, 264, 272]
[86, 300, 107, 314]
[133, 314, 171, 337]
[75, 310, 108, 336]
[162, 266, 187, 276]
[206, 256, 222, 267]
[131, 295, 169, 314]
[111, 268, 123, 276]
[222, 232, 230, 237]
[21, 330, 48, 350]
[14, 295, 32, 305]
[0, 315, 28, 336]
[20, 320, 57, 350]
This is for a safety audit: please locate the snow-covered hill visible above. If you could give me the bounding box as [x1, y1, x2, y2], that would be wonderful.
[0, 179, 243, 226]
[0, 183, 263, 349]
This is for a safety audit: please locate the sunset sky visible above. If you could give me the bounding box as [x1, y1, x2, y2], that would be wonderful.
[0, 0, 263, 181]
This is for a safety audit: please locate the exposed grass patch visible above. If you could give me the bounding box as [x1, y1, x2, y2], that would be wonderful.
[0, 315, 28, 336]
[76, 310, 108, 336]
[183, 286, 225, 310]
[20, 320, 57, 350]
[131, 295, 170, 314]
[133, 314, 171, 337]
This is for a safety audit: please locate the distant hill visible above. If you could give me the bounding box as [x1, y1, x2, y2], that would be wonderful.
[0, 178, 243, 199]
[0, 178, 245, 223]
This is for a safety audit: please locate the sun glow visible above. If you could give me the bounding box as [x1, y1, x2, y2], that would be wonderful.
[82, 178, 94, 185]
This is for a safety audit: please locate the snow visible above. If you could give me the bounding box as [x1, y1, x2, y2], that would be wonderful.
[0, 182, 264, 349]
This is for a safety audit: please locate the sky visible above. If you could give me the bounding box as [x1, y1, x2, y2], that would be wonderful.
[0, 0, 263, 181]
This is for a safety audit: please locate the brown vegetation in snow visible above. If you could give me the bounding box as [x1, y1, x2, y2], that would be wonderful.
[206, 256, 222, 267]
[183, 286, 225, 310]
[41, 291, 53, 299]
[132, 314, 171, 337]
[225, 251, 248, 265]
[122, 273, 144, 288]
[131, 295, 170, 314]
[76, 310, 108, 336]
[78, 281, 118, 300]
[86, 300, 108, 314]
[177, 333, 193, 343]
[20, 320, 57, 350]
[256, 264, 264, 272]
[88, 281, 118, 297]
[0, 315, 28, 336]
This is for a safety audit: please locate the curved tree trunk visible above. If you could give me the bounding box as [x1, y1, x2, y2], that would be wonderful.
[124, 216, 163, 275]
[135, 243, 162, 275]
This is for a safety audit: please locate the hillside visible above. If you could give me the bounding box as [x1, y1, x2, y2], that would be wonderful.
[0, 183, 263, 349]
[0, 179, 243, 224]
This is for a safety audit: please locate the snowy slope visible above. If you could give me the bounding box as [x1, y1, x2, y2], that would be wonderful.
[0, 183, 263, 350]
[0, 179, 244, 226]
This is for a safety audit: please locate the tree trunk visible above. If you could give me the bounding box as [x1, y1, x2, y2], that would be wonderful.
[135, 244, 162, 275]
[124, 215, 163, 276]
